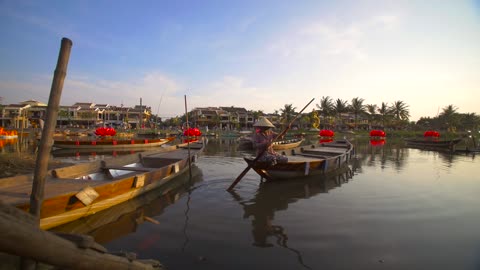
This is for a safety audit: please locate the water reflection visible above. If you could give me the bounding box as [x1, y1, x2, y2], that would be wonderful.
[229, 166, 354, 269]
[51, 165, 203, 244]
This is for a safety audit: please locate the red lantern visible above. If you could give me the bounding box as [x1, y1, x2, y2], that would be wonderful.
[183, 128, 202, 137]
[95, 127, 116, 137]
[370, 130, 386, 137]
[319, 129, 335, 137]
[424, 130, 440, 137]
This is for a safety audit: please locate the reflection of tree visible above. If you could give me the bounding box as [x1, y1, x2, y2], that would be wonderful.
[229, 167, 354, 270]
[354, 138, 409, 171]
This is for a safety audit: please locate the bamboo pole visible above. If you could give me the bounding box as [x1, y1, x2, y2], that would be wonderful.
[30, 38, 73, 222]
[184, 95, 192, 179]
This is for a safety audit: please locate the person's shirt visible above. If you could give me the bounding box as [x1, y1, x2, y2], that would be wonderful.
[253, 129, 277, 156]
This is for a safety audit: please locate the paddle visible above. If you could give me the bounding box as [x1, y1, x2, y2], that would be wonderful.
[227, 98, 315, 191]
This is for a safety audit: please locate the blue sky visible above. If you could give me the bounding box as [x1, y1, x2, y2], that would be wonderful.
[0, 0, 479, 120]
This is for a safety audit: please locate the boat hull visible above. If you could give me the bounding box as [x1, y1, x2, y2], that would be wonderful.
[404, 138, 462, 151]
[52, 138, 172, 150]
[1, 142, 203, 229]
[245, 140, 354, 181]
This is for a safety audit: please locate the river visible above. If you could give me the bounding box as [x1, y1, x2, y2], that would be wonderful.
[49, 136, 480, 270]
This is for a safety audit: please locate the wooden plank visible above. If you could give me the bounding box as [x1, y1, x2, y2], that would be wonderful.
[103, 166, 153, 172]
[52, 161, 103, 178]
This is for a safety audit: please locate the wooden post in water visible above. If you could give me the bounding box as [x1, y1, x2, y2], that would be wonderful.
[184, 95, 192, 179]
[30, 38, 73, 222]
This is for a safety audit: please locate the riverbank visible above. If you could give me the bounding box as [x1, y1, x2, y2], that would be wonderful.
[0, 153, 71, 178]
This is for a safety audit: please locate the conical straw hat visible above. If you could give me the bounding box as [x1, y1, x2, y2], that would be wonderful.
[253, 117, 275, 128]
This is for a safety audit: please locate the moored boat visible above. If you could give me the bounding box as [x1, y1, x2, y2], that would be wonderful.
[0, 141, 204, 229]
[404, 138, 462, 151]
[244, 139, 354, 181]
[52, 137, 175, 150]
[238, 136, 304, 151]
[272, 138, 304, 150]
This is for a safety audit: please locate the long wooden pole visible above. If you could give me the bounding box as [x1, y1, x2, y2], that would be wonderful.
[227, 98, 314, 191]
[30, 38, 73, 222]
[184, 95, 192, 179]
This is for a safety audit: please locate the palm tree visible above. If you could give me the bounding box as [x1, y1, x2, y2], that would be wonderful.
[460, 113, 480, 131]
[365, 104, 378, 129]
[333, 98, 349, 129]
[389, 100, 410, 129]
[390, 100, 410, 121]
[316, 96, 334, 129]
[349, 97, 365, 129]
[439, 104, 458, 131]
[378, 102, 391, 128]
[280, 104, 296, 128]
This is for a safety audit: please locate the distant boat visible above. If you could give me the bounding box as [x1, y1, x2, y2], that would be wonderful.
[238, 136, 304, 151]
[404, 138, 462, 151]
[52, 137, 175, 150]
[0, 135, 18, 139]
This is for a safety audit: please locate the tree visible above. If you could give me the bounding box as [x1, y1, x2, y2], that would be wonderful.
[439, 104, 458, 131]
[333, 98, 349, 128]
[390, 100, 410, 121]
[378, 102, 391, 128]
[349, 97, 365, 129]
[316, 96, 334, 129]
[460, 113, 480, 131]
[280, 104, 296, 128]
[365, 104, 378, 128]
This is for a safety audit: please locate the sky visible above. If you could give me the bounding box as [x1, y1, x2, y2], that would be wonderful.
[0, 0, 479, 121]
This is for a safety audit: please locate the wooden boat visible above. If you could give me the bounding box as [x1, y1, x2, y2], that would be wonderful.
[52, 137, 175, 150]
[272, 138, 304, 150]
[404, 138, 462, 151]
[238, 137, 304, 151]
[0, 135, 18, 139]
[52, 165, 203, 241]
[0, 141, 204, 230]
[244, 140, 354, 181]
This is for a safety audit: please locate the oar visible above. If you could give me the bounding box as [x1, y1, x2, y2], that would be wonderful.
[227, 98, 315, 191]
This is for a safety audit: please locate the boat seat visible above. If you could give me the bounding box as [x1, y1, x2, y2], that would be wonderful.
[102, 166, 153, 172]
[291, 154, 327, 160]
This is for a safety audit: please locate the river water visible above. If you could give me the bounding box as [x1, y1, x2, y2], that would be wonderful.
[50, 136, 480, 270]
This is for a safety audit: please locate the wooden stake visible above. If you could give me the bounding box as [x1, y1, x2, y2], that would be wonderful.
[30, 38, 73, 223]
[184, 95, 192, 179]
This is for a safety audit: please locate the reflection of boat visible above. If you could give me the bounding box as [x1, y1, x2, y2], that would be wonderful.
[52, 137, 175, 150]
[1, 142, 204, 229]
[404, 138, 462, 151]
[244, 140, 354, 181]
[230, 167, 354, 268]
[51, 165, 203, 242]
